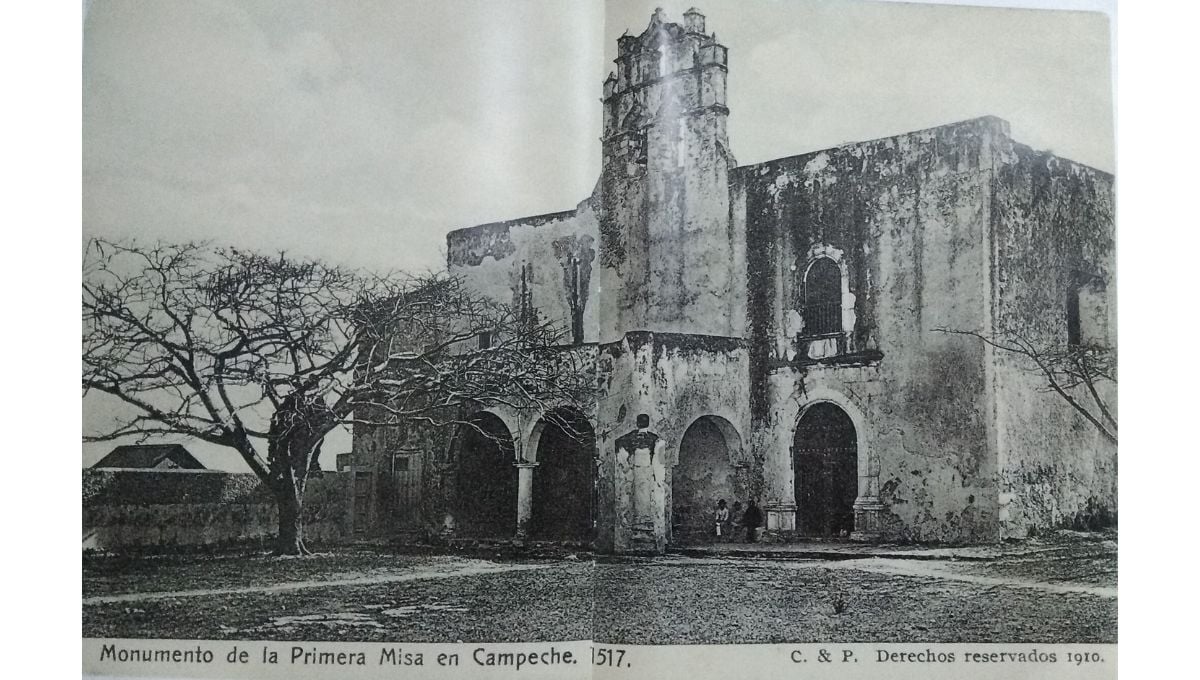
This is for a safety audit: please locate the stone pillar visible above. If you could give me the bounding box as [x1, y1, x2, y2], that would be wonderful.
[632, 448, 657, 534]
[765, 501, 797, 532]
[514, 462, 538, 539]
[850, 496, 884, 542]
[851, 463, 883, 541]
[614, 420, 668, 553]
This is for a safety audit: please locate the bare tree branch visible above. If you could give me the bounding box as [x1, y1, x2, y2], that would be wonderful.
[934, 327, 1116, 445]
[83, 238, 595, 555]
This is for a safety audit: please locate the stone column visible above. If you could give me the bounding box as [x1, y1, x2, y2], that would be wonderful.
[514, 462, 538, 539]
[632, 448, 656, 533]
[614, 420, 668, 553]
[850, 460, 883, 541]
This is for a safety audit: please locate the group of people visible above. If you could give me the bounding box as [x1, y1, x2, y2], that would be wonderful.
[714, 498, 763, 543]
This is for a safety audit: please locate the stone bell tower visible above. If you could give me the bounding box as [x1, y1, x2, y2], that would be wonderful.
[593, 9, 750, 553]
[597, 7, 743, 342]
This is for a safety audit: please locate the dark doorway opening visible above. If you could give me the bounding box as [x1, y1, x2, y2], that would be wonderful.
[454, 412, 517, 538]
[672, 416, 743, 544]
[793, 402, 858, 537]
[531, 408, 595, 541]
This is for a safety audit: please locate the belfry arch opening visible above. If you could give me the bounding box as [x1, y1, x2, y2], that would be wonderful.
[530, 408, 596, 542]
[793, 402, 858, 537]
[454, 412, 517, 538]
[672, 416, 744, 544]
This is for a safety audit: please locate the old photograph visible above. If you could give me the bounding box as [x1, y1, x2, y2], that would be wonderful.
[82, 0, 1116, 673]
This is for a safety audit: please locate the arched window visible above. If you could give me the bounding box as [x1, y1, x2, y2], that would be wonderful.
[802, 258, 841, 336]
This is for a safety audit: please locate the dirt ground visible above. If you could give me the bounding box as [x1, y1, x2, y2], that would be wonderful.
[82, 532, 1115, 644]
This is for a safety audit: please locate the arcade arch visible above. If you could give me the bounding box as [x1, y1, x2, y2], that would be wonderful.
[453, 411, 517, 538]
[671, 415, 745, 543]
[529, 407, 596, 541]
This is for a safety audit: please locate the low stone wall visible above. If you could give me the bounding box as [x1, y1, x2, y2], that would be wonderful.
[82, 469, 352, 552]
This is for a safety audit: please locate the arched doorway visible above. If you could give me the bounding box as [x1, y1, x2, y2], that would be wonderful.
[454, 412, 517, 538]
[672, 416, 744, 544]
[793, 402, 858, 537]
[531, 408, 595, 541]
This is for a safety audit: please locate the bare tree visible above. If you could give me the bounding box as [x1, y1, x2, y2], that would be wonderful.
[82, 239, 593, 555]
[934, 328, 1116, 445]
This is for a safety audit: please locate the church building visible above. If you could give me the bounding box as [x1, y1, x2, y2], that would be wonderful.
[351, 9, 1116, 552]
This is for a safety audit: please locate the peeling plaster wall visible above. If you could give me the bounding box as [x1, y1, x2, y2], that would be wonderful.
[594, 338, 634, 551]
[596, 134, 648, 342]
[638, 111, 744, 338]
[990, 145, 1117, 538]
[594, 332, 751, 551]
[446, 202, 601, 344]
[597, 12, 744, 344]
[741, 117, 1009, 543]
[350, 414, 452, 537]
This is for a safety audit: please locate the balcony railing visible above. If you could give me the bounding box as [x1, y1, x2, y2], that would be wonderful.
[800, 301, 841, 336]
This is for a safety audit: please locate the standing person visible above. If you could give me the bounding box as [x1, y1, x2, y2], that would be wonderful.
[742, 500, 764, 543]
[730, 501, 744, 539]
[715, 499, 730, 539]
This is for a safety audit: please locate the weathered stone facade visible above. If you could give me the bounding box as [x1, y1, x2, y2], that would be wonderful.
[353, 9, 1115, 551]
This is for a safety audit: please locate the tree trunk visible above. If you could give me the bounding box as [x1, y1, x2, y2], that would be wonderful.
[265, 397, 331, 556]
[275, 486, 307, 555]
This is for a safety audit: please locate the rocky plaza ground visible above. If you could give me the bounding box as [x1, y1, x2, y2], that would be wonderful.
[83, 531, 1115, 644]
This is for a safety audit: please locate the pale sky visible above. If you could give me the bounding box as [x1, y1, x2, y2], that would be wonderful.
[82, 0, 1113, 470]
[609, 0, 1112, 172]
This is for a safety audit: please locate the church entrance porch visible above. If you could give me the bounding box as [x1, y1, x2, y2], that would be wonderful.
[671, 416, 744, 545]
[793, 402, 858, 537]
[530, 408, 596, 542]
[453, 412, 518, 538]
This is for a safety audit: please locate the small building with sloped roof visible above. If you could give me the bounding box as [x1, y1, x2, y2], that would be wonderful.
[92, 444, 206, 470]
